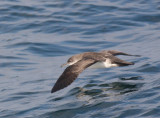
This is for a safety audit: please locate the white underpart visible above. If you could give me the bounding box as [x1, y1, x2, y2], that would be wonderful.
[88, 59, 118, 69]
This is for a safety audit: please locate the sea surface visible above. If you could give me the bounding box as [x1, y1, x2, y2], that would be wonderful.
[0, 0, 160, 118]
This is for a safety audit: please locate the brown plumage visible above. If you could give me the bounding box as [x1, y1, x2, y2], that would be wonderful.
[51, 58, 96, 93]
[51, 50, 139, 93]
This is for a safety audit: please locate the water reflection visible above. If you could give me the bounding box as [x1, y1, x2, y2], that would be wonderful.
[58, 76, 145, 101]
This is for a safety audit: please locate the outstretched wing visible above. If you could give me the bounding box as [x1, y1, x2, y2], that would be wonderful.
[100, 50, 140, 57]
[51, 58, 96, 93]
[109, 55, 134, 66]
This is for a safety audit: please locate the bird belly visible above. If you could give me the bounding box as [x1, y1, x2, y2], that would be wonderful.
[88, 59, 118, 69]
[88, 62, 106, 69]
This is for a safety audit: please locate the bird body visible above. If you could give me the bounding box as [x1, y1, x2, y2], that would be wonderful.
[51, 50, 139, 93]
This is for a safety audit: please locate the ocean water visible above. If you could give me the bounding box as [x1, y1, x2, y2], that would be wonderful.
[0, 0, 160, 118]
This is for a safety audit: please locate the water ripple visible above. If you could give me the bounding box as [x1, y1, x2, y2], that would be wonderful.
[0, 0, 160, 118]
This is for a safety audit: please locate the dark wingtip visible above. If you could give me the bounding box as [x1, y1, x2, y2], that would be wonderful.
[134, 55, 141, 57]
[51, 87, 57, 93]
[122, 54, 141, 57]
[51, 83, 65, 93]
[51, 89, 54, 93]
[51, 90, 54, 93]
[124, 54, 141, 57]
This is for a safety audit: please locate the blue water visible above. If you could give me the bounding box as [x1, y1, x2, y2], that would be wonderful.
[0, 0, 160, 118]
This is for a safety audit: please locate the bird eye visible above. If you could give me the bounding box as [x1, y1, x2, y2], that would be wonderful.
[68, 59, 72, 63]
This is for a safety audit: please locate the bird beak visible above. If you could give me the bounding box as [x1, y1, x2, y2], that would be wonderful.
[61, 63, 68, 68]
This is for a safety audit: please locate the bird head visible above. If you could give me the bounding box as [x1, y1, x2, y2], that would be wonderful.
[61, 57, 78, 67]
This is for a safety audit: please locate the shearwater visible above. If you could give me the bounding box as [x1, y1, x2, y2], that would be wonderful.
[51, 50, 140, 93]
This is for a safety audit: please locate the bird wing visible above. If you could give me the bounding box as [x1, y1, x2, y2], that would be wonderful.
[51, 58, 97, 93]
[100, 50, 140, 57]
[109, 55, 134, 66]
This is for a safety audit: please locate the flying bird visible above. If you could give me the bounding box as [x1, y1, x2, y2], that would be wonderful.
[51, 50, 140, 93]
